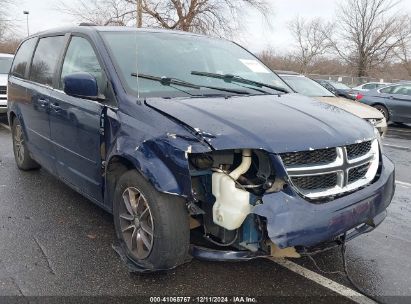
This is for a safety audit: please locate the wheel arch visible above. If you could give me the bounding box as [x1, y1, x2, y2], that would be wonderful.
[104, 152, 192, 212]
[371, 103, 390, 120]
[8, 110, 16, 126]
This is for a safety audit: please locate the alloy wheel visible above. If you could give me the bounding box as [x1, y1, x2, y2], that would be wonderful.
[119, 187, 154, 259]
[14, 124, 25, 165]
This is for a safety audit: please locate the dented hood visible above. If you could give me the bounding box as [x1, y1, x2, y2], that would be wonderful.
[146, 94, 375, 153]
[315, 96, 384, 120]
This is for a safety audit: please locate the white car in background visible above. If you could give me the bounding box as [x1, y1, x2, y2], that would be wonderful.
[0, 53, 14, 114]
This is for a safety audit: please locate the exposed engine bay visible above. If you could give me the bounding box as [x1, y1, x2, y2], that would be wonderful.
[188, 149, 287, 255]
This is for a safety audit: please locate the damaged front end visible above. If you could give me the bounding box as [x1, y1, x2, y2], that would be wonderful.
[186, 142, 395, 261]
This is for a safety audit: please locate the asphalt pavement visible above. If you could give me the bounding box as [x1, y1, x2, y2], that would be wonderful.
[0, 115, 410, 304]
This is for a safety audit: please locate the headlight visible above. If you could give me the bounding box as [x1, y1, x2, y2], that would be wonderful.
[367, 118, 381, 126]
[374, 126, 382, 152]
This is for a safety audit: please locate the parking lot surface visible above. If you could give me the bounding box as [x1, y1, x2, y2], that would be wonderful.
[0, 115, 410, 303]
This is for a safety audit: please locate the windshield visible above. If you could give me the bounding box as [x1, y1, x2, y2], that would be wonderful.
[281, 75, 334, 97]
[101, 31, 289, 98]
[0, 57, 13, 74]
[328, 81, 350, 90]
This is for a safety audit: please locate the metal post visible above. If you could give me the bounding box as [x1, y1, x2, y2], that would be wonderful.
[137, 0, 143, 28]
[23, 11, 29, 36]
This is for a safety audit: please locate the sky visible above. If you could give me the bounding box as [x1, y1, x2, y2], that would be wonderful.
[8, 0, 411, 53]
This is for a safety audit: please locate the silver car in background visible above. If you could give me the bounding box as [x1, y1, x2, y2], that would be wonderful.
[357, 83, 411, 124]
[0, 53, 14, 114]
[277, 71, 388, 136]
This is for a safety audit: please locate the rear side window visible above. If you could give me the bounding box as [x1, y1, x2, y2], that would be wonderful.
[392, 85, 411, 96]
[30, 36, 65, 86]
[363, 83, 376, 90]
[380, 86, 396, 94]
[11, 38, 37, 78]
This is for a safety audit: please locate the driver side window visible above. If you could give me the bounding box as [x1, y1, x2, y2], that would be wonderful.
[60, 36, 105, 96]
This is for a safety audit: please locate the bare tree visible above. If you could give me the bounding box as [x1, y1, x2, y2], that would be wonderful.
[0, 0, 15, 41]
[57, 0, 136, 26]
[57, 0, 272, 36]
[395, 17, 411, 76]
[329, 0, 409, 77]
[288, 16, 333, 73]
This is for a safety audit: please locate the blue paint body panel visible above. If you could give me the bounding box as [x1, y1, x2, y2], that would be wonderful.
[6, 26, 395, 255]
[254, 155, 395, 248]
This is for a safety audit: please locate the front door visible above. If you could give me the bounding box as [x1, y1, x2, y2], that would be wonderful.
[49, 36, 111, 202]
[389, 84, 411, 123]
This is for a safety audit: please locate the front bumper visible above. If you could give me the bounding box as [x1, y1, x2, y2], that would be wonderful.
[0, 98, 7, 114]
[253, 155, 395, 249]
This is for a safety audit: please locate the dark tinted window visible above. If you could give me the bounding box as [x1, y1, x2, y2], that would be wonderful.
[10, 38, 37, 78]
[30, 36, 65, 86]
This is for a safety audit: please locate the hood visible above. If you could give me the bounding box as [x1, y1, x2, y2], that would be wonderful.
[146, 94, 375, 154]
[0, 74, 8, 86]
[315, 96, 384, 120]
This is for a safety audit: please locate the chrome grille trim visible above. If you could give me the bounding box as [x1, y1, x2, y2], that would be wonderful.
[281, 139, 380, 199]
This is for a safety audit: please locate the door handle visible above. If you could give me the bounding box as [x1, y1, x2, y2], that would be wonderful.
[50, 102, 61, 112]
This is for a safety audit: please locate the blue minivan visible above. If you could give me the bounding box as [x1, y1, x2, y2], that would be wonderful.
[8, 26, 395, 271]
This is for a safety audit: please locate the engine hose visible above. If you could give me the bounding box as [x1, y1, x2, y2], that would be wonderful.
[203, 224, 239, 247]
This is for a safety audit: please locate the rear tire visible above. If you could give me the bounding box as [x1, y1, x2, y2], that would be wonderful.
[11, 118, 40, 171]
[373, 105, 389, 122]
[113, 170, 190, 270]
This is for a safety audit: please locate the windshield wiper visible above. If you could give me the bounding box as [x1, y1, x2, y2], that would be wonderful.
[191, 71, 290, 94]
[131, 73, 250, 95]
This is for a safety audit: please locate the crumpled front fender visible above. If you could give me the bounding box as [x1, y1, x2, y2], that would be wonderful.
[108, 133, 211, 199]
[252, 155, 395, 248]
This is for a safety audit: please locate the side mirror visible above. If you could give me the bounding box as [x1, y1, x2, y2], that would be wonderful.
[63, 72, 99, 100]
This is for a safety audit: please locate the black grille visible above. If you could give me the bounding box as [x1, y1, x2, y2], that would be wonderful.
[0, 86, 6, 95]
[348, 164, 369, 183]
[291, 173, 337, 190]
[346, 141, 372, 159]
[281, 148, 337, 166]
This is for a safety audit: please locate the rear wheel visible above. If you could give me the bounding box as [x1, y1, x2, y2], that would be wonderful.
[11, 118, 40, 170]
[373, 105, 389, 122]
[113, 170, 190, 270]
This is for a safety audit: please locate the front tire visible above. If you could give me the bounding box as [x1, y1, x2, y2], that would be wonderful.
[11, 118, 40, 171]
[113, 170, 190, 270]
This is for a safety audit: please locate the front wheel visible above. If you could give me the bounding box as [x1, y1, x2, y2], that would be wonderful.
[11, 118, 40, 170]
[113, 170, 190, 270]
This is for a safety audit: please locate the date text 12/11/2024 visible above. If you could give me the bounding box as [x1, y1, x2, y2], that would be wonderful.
[149, 296, 257, 303]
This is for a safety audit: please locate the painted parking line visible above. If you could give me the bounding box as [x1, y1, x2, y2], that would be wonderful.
[0, 123, 10, 131]
[269, 258, 376, 304]
[388, 128, 411, 134]
[383, 144, 411, 151]
[396, 180, 411, 188]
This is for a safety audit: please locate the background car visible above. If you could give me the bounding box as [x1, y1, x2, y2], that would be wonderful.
[352, 82, 392, 91]
[0, 53, 14, 114]
[277, 71, 387, 136]
[357, 83, 411, 124]
[315, 79, 356, 100]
